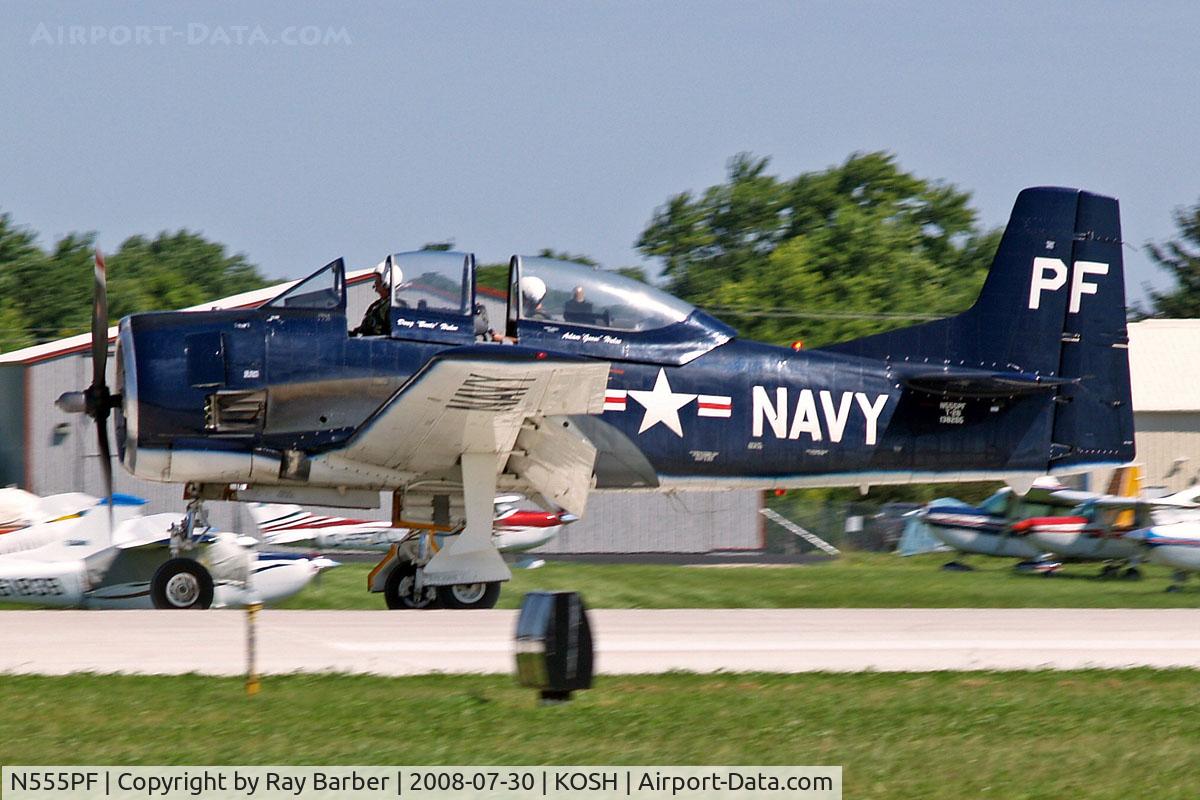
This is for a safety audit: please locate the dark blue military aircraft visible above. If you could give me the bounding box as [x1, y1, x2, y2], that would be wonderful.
[58, 187, 1134, 607]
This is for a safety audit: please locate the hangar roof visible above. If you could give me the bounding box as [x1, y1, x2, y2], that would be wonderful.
[1128, 319, 1200, 412]
[0, 267, 377, 366]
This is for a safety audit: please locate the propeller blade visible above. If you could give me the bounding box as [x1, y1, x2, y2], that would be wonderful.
[91, 249, 108, 392]
[96, 414, 113, 528]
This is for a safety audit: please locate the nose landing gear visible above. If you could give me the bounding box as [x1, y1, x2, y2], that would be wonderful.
[153, 494, 215, 609]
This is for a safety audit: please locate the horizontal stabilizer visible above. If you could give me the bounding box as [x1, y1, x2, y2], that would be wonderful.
[896, 366, 1071, 398]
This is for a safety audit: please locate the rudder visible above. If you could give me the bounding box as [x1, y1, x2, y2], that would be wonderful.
[1050, 190, 1134, 468]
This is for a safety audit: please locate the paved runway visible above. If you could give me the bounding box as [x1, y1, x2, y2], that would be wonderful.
[2, 609, 1199, 675]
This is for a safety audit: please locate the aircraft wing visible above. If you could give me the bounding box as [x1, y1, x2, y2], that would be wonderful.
[1031, 487, 1104, 506]
[330, 349, 611, 514]
[1019, 488, 1200, 513]
[1069, 495, 1200, 511]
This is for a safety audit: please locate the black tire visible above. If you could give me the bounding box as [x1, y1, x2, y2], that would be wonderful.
[150, 558, 214, 609]
[383, 563, 440, 610]
[436, 582, 501, 610]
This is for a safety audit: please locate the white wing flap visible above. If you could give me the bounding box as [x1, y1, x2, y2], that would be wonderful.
[509, 416, 598, 516]
[335, 357, 610, 478]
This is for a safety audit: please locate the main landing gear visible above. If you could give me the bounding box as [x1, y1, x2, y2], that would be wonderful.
[1013, 558, 1062, 576]
[1165, 571, 1190, 593]
[383, 562, 439, 609]
[373, 530, 503, 611]
[1099, 561, 1142, 581]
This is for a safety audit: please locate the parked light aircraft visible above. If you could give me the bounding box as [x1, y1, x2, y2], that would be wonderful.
[251, 497, 571, 553]
[922, 468, 1200, 579]
[1125, 524, 1200, 590]
[250, 497, 573, 608]
[0, 492, 336, 608]
[920, 489, 1049, 563]
[56, 188, 1135, 607]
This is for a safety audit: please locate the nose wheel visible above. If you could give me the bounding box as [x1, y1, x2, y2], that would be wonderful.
[150, 558, 214, 609]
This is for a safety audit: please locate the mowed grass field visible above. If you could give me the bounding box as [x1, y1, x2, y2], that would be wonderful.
[275, 553, 1200, 610]
[1, 671, 1197, 799]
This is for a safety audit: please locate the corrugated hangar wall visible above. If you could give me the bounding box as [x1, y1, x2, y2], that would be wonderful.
[17, 352, 763, 553]
[537, 490, 762, 553]
[1132, 413, 1200, 492]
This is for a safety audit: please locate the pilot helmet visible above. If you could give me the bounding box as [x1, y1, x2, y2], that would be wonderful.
[520, 275, 547, 309]
[374, 258, 404, 301]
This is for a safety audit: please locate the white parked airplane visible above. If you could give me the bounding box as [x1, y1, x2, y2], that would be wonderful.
[1126, 523, 1200, 590]
[250, 496, 572, 552]
[0, 492, 337, 609]
[250, 497, 575, 609]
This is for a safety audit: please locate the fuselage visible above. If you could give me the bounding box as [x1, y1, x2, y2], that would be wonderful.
[1013, 515, 1140, 561]
[253, 503, 565, 553]
[116, 307, 1060, 493]
[921, 503, 1044, 559]
[1129, 524, 1200, 572]
[0, 544, 328, 609]
[0, 504, 331, 608]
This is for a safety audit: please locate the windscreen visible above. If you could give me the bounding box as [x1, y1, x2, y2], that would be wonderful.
[267, 260, 342, 310]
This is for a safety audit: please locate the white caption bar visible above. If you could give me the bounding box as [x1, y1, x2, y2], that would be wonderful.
[3, 766, 840, 800]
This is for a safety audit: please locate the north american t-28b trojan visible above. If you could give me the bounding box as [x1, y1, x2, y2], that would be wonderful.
[58, 187, 1134, 605]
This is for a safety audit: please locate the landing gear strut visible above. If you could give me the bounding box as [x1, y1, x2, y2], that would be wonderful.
[168, 495, 210, 557]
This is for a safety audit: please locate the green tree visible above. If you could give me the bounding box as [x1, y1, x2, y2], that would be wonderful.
[0, 216, 269, 346]
[535, 248, 599, 267]
[637, 152, 1000, 347]
[0, 214, 56, 349]
[0, 231, 96, 342]
[107, 231, 267, 321]
[1147, 199, 1200, 317]
[614, 265, 650, 283]
[0, 301, 34, 352]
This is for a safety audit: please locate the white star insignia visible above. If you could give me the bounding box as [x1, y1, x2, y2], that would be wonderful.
[627, 368, 696, 437]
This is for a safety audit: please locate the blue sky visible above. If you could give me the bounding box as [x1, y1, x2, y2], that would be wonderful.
[2, 1, 1197, 308]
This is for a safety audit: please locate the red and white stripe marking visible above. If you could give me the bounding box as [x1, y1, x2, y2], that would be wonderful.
[604, 389, 627, 412]
[697, 394, 732, 418]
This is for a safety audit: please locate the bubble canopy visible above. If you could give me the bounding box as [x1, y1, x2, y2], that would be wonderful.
[509, 256, 735, 365]
[389, 251, 472, 315]
[515, 257, 695, 332]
